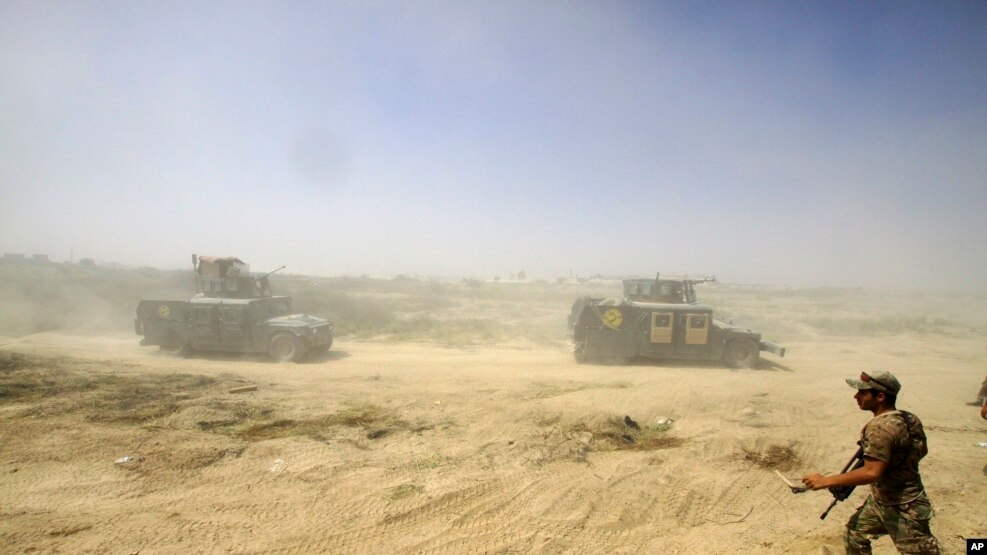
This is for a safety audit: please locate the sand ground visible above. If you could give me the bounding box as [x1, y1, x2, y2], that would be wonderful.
[1, 332, 984, 554]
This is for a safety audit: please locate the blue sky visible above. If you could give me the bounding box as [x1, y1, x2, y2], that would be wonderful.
[2, 1, 985, 290]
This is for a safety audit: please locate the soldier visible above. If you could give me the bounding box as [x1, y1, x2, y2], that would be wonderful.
[981, 377, 987, 477]
[802, 371, 941, 554]
[975, 374, 987, 412]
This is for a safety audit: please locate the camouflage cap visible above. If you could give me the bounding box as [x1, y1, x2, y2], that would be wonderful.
[846, 370, 901, 396]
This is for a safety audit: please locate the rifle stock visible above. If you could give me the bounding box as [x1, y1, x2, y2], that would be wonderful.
[820, 446, 864, 520]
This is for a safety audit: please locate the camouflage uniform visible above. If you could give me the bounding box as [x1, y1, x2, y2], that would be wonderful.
[844, 411, 941, 554]
[977, 374, 987, 405]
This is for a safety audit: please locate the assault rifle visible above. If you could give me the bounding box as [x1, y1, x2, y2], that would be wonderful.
[819, 446, 864, 520]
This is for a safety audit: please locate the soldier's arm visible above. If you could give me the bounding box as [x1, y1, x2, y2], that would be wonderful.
[802, 457, 887, 490]
[981, 398, 986, 420]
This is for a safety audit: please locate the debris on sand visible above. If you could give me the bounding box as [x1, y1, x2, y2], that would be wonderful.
[229, 385, 258, 394]
[737, 406, 757, 418]
[366, 428, 389, 439]
[742, 444, 801, 471]
[595, 416, 678, 450]
[654, 416, 674, 426]
[533, 413, 681, 464]
[384, 483, 423, 501]
[269, 459, 287, 473]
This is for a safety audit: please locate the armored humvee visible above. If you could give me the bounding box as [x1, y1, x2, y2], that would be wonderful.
[134, 255, 333, 362]
[568, 274, 785, 368]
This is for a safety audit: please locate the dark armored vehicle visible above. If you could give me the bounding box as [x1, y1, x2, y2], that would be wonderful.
[568, 275, 785, 368]
[135, 256, 333, 362]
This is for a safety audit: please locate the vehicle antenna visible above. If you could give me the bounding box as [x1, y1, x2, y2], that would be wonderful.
[191, 254, 199, 293]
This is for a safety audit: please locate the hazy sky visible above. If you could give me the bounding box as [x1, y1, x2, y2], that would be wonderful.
[2, 1, 985, 290]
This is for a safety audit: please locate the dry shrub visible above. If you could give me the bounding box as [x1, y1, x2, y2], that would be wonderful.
[0, 353, 427, 449]
[188, 400, 423, 443]
[384, 483, 423, 501]
[232, 403, 407, 442]
[48, 524, 93, 537]
[0, 352, 36, 373]
[742, 444, 801, 471]
[236, 419, 311, 442]
[573, 416, 682, 451]
[120, 445, 246, 475]
[86, 374, 217, 423]
[528, 380, 634, 400]
[533, 411, 562, 427]
[326, 404, 396, 427]
[546, 414, 682, 454]
[0, 352, 218, 423]
[413, 451, 447, 469]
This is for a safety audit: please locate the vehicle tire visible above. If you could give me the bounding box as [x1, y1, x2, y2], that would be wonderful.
[573, 341, 588, 364]
[268, 332, 307, 362]
[177, 342, 195, 357]
[159, 331, 187, 354]
[724, 338, 759, 369]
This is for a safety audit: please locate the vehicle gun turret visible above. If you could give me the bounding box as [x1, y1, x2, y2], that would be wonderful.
[621, 273, 717, 304]
[192, 254, 283, 298]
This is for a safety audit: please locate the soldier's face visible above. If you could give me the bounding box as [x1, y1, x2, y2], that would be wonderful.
[854, 389, 878, 411]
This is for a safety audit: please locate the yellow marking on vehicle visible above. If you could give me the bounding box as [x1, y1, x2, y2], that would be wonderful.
[158, 304, 171, 318]
[602, 308, 623, 329]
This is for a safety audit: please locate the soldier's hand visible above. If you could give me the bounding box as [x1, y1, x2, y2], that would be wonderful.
[802, 473, 829, 490]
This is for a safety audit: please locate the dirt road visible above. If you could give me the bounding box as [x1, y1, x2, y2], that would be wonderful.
[1, 333, 984, 553]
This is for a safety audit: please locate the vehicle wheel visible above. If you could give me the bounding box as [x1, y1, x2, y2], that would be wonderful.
[573, 341, 587, 364]
[268, 332, 307, 362]
[177, 342, 195, 357]
[606, 356, 631, 366]
[159, 331, 188, 354]
[724, 338, 759, 369]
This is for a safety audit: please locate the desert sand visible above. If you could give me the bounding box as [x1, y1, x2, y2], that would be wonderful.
[1, 328, 984, 554]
